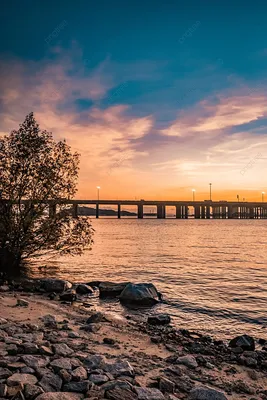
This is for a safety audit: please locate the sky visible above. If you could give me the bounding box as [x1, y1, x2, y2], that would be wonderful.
[1, 0, 267, 201]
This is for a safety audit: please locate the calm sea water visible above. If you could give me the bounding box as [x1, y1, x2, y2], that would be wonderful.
[33, 219, 267, 339]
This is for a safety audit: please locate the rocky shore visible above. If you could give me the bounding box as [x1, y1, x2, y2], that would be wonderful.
[0, 278, 267, 399]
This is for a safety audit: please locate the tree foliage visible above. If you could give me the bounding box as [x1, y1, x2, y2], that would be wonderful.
[0, 113, 93, 277]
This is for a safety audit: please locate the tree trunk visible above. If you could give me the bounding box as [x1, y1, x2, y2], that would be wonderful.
[0, 248, 22, 279]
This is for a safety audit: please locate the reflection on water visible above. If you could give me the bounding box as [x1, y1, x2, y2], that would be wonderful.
[31, 219, 267, 339]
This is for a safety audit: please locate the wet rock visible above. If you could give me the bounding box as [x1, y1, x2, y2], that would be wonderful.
[134, 387, 165, 399]
[189, 386, 228, 400]
[106, 387, 138, 400]
[40, 279, 72, 293]
[99, 282, 130, 298]
[89, 374, 109, 385]
[24, 384, 44, 399]
[159, 377, 175, 393]
[229, 335, 255, 351]
[147, 314, 171, 326]
[7, 373, 38, 386]
[104, 361, 134, 377]
[50, 358, 73, 372]
[53, 344, 73, 357]
[35, 393, 82, 400]
[63, 380, 91, 393]
[177, 355, 198, 369]
[39, 372, 63, 392]
[75, 284, 94, 295]
[71, 367, 87, 382]
[119, 283, 161, 307]
[17, 299, 29, 307]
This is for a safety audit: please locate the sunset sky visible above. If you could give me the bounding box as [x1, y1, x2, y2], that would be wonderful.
[1, 1, 267, 201]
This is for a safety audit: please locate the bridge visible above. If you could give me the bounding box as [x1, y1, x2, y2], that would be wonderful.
[48, 199, 267, 219]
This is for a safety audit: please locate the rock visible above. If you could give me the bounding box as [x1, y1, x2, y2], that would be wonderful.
[177, 355, 198, 369]
[42, 315, 57, 328]
[17, 299, 29, 307]
[106, 387, 138, 400]
[89, 374, 109, 385]
[119, 283, 161, 306]
[80, 323, 100, 333]
[189, 386, 228, 400]
[40, 279, 72, 293]
[86, 312, 106, 324]
[7, 383, 23, 397]
[39, 372, 63, 392]
[50, 358, 73, 372]
[147, 314, 171, 325]
[103, 338, 116, 345]
[63, 381, 91, 393]
[99, 282, 130, 298]
[68, 332, 80, 339]
[8, 362, 26, 370]
[84, 355, 105, 370]
[0, 285, 10, 292]
[159, 377, 175, 393]
[7, 373, 38, 386]
[24, 384, 44, 399]
[0, 384, 7, 397]
[134, 387, 165, 399]
[39, 346, 54, 356]
[75, 284, 94, 295]
[59, 290, 77, 302]
[104, 361, 134, 377]
[58, 369, 72, 383]
[71, 367, 87, 381]
[21, 355, 50, 369]
[22, 343, 39, 354]
[53, 344, 73, 357]
[35, 393, 82, 400]
[0, 367, 12, 379]
[229, 335, 255, 351]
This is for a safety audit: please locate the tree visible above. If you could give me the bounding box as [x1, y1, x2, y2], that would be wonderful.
[0, 112, 93, 278]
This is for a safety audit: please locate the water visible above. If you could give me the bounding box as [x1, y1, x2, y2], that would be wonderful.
[33, 219, 267, 339]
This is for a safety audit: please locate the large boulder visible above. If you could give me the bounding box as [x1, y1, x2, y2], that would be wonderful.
[119, 283, 161, 307]
[229, 335, 255, 351]
[40, 279, 72, 293]
[99, 282, 130, 298]
[75, 284, 94, 295]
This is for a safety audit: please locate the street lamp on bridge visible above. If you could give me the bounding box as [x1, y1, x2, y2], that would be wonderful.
[262, 191, 265, 202]
[192, 189, 196, 202]
[96, 186, 101, 201]
[209, 183, 212, 201]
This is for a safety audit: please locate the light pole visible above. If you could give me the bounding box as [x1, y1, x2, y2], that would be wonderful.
[192, 189, 196, 201]
[96, 186, 100, 201]
[209, 183, 212, 201]
[262, 191, 265, 202]
[237, 194, 239, 202]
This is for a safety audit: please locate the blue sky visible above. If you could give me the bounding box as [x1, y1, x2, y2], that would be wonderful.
[1, 1, 267, 199]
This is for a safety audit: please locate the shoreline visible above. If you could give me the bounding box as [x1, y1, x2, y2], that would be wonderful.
[0, 279, 267, 399]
